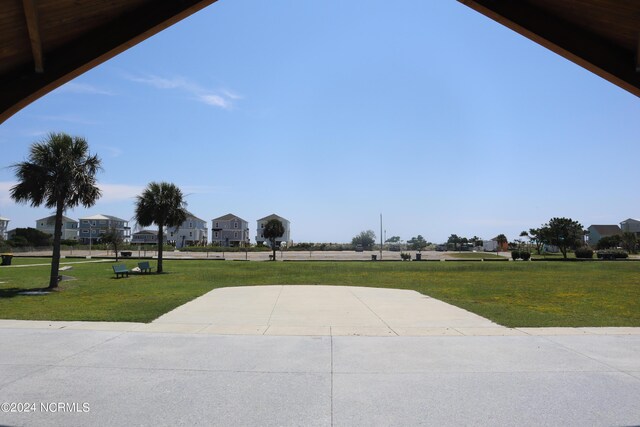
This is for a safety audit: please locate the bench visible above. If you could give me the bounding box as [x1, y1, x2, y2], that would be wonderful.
[138, 261, 153, 273]
[112, 264, 129, 278]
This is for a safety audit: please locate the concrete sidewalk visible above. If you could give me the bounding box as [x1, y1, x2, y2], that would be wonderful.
[0, 329, 639, 426]
[2, 286, 640, 425]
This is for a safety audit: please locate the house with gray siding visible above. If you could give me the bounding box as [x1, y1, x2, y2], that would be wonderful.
[255, 214, 291, 247]
[212, 214, 249, 247]
[131, 230, 166, 245]
[166, 212, 208, 248]
[35, 215, 78, 240]
[587, 224, 621, 247]
[79, 214, 131, 244]
[620, 218, 640, 235]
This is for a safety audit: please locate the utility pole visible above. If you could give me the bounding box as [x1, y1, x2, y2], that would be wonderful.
[380, 213, 383, 260]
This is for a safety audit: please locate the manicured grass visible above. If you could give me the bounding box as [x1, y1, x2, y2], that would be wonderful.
[1, 260, 639, 327]
[446, 252, 504, 259]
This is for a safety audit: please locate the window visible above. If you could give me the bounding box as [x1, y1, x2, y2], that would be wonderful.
[234, 222, 238, 228]
[214, 231, 219, 238]
[40, 222, 44, 226]
[214, 222, 218, 228]
[234, 232, 238, 238]
[170, 232, 174, 237]
[261, 223, 264, 229]
[189, 232, 193, 237]
[82, 230, 88, 234]
[82, 220, 89, 224]
[91, 221, 96, 226]
[189, 222, 193, 228]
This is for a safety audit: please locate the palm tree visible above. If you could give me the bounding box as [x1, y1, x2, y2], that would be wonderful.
[496, 234, 508, 256]
[10, 133, 101, 289]
[263, 219, 285, 261]
[134, 182, 187, 273]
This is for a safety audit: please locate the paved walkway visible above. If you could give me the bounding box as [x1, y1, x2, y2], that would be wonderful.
[2, 286, 640, 426]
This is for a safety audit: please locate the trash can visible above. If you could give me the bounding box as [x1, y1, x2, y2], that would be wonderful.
[1, 253, 13, 266]
[371, 254, 377, 261]
[415, 253, 422, 261]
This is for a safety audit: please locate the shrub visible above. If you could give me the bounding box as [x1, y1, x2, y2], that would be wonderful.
[400, 252, 411, 261]
[520, 251, 531, 261]
[574, 247, 594, 259]
[596, 249, 628, 259]
[511, 250, 520, 260]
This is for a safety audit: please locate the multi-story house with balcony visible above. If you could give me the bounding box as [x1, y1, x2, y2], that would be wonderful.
[255, 214, 291, 247]
[211, 214, 249, 247]
[131, 230, 167, 246]
[166, 212, 208, 248]
[0, 216, 9, 240]
[35, 215, 78, 240]
[78, 214, 131, 244]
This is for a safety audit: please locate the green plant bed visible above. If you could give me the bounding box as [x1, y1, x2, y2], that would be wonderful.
[1, 261, 639, 327]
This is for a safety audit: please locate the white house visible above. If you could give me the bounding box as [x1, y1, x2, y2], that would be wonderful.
[35, 215, 78, 240]
[79, 214, 131, 244]
[166, 212, 208, 248]
[255, 214, 291, 247]
[211, 214, 250, 247]
[0, 216, 9, 240]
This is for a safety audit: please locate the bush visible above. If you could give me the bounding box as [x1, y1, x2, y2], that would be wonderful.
[511, 250, 520, 260]
[400, 252, 411, 261]
[574, 247, 594, 259]
[520, 251, 531, 261]
[596, 249, 628, 259]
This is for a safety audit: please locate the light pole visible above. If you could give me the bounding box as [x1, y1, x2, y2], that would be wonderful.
[88, 222, 92, 258]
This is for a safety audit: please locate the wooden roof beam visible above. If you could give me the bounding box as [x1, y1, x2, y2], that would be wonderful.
[22, 0, 44, 73]
[458, 0, 640, 98]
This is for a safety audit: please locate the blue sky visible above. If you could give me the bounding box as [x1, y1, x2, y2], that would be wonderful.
[1, 0, 639, 244]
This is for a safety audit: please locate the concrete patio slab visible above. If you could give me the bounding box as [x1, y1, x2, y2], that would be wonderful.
[151, 285, 503, 336]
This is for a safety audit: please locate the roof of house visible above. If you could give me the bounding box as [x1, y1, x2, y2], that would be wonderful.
[620, 218, 640, 224]
[36, 215, 76, 224]
[212, 213, 247, 222]
[0, 217, 9, 221]
[184, 212, 205, 222]
[588, 225, 622, 236]
[80, 214, 127, 222]
[257, 213, 289, 223]
[132, 230, 160, 236]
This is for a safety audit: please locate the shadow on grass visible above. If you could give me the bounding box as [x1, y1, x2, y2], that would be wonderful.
[0, 287, 52, 298]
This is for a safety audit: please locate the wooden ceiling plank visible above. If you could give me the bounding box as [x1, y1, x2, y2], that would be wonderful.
[21, 0, 44, 73]
[637, 33, 640, 72]
[458, 0, 640, 98]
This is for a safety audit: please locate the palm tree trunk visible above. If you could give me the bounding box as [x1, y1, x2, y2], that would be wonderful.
[49, 202, 63, 289]
[157, 224, 164, 273]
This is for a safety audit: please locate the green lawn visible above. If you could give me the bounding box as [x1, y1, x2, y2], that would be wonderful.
[1, 259, 639, 327]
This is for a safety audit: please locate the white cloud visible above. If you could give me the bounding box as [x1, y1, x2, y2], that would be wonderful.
[55, 82, 115, 96]
[98, 184, 145, 203]
[35, 114, 100, 125]
[0, 182, 15, 207]
[125, 73, 240, 110]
